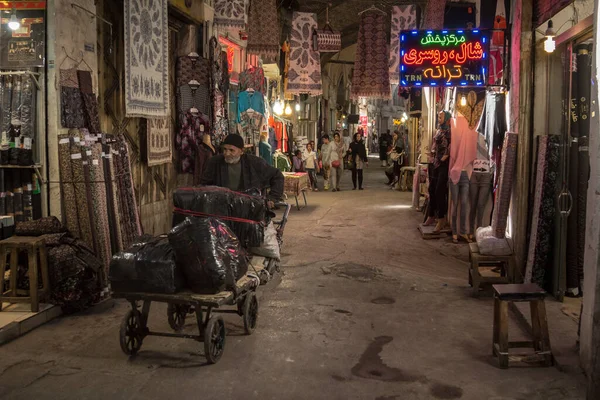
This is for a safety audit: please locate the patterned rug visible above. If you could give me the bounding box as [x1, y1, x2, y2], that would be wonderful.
[351, 11, 390, 99]
[214, 0, 247, 28]
[423, 0, 447, 29]
[247, 0, 280, 61]
[124, 0, 170, 117]
[389, 5, 417, 84]
[491, 132, 517, 239]
[144, 118, 172, 166]
[287, 12, 322, 96]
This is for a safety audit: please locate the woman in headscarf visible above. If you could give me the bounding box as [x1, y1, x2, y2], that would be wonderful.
[347, 132, 369, 190]
[426, 111, 452, 233]
[327, 132, 346, 192]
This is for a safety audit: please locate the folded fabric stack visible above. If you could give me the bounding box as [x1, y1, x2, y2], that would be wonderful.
[172, 186, 266, 248]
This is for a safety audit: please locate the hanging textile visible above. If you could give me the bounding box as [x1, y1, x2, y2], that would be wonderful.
[214, 0, 247, 28]
[238, 110, 263, 146]
[287, 12, 323, 96]
[177, 111, 210, 174]
[423, 0, 447, 29]
[237, 90, 265, 121]
[19, 76, 35, 166]
[60, 69, 85, 129]
[178, 83, 210, 118]
[210, 37, 229, 146]
[491, 132, 517, 239]
[525, 135, 559, 287]
[389, 5, 417, 84]
[124, 0, 169, 117]
[9, 76, 22, 165]
[142, 118, 172, 166]
[77, 71, 101, 134]
[239, 67, 266, 93]
[456, 89, 486, 129]
[177, 56, 210, 88]
[247, 0, 280, 61]
[351, 11, 390, 99]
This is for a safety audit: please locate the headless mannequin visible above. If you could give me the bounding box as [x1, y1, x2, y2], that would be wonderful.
[468, 132, 494, 240]
[449, 112, 477, 243]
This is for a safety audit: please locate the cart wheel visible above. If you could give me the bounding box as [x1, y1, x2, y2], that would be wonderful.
[204, 316, 226, 364]
[120, 309, 143, 356]
[167, 304, 187, 331]
[243, 292, 259, 335]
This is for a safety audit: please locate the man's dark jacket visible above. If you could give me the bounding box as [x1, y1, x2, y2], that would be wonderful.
[200, 154, 284, 201]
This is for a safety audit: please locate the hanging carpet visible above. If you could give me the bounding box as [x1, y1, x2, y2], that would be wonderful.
[142, 118, 172, 166]
[389, 5, 417, 84]
[247, 0, 280, 61]
[287, 12, 323, 96]
[423, 0, 447, 29]
[124, 0, 170, 117]
[351, 11, 390, 99]
[214, 0, 247, 29]
[60, 69, 85, 129]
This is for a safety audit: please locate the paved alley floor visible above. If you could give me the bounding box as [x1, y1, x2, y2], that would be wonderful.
[0, 165, 586, 400]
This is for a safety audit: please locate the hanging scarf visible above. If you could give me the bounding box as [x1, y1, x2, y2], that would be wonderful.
[389, 5, 418, 84]
[214, 0, 247, 29]
[287, 12, 323, 96]
[247, 0, 280, 62]
[423, 0, 446, 29]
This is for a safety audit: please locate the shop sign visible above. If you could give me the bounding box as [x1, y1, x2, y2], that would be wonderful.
[0, 2, 46, 10]
[359, 116, 368, 126]
[399, 29, 489, 87]
[393, 119, 402, 125]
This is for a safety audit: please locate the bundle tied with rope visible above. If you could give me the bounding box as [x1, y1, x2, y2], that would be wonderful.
[172, 186, 267, 248]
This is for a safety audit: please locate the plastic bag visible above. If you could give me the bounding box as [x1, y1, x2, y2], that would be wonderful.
[109, 236, 184, 294]
[169, 217, 248, 294]
[173, 186, 266, 247]
[249, 222, 280, 260]
[475, 226, 514, 256]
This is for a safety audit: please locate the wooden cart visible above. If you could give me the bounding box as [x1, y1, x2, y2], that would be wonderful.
[113, 275, 259, 364]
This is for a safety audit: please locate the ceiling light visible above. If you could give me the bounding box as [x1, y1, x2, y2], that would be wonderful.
[295, 102, 301, 112]
[460, 95, 467, 106]
[273, 100, 283, 115]
[284, 103, 292, 115]
[544, 20, 556, 53]
[8, 10, 20, 31]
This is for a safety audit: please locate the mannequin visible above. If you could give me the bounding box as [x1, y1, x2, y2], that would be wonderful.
[193, 129, 216, 185]
[449, 112, 477, 243]
[426, 111, 452, 233]
[468, 131, 494, 241]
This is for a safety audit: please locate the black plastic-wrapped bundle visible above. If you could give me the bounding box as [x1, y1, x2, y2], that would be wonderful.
[5, 170, 13, 217]
[169, 217, 248, 294]
[12, 170, 22, 222]
[109, 236, 184, 294]
[172, 186, 266, 247]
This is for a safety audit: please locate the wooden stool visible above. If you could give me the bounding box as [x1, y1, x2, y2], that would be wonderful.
[492, 284, 553, 368]
[0, 236, 50, 312]
[469, 243, 515, 296]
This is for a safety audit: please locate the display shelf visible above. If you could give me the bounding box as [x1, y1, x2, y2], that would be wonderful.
[0, 164, 45, 184]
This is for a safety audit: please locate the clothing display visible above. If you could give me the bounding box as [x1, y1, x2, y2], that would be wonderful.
[351, 11, 390, 99]
[287, 12, 323, 96]
[273, 151, 291, 172]
[237, 90, 265, 121]
[491, 133, 518, 238]
[389, 5, 418, 84]
[450, 171, 469, 236]
[124, 0, 169, 117]
[449, 115, 477, 185]
[239, 67, 266, 94]
[179, 83, 210, 118]
[247, 0, 280, 61]
[525, 135, 559, 287]
[259, 140, 273, 166]
[177, 55, 210, 88]
[177, 111, 210, 174]
[209, 38, 229, 146]
[238, 110, 263, 146]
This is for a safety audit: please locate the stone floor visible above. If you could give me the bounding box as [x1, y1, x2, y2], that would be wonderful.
[0, 165, 586, 400]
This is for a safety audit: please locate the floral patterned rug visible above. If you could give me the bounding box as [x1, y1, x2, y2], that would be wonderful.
[286, 12, 322, 96]
[124, 0, 170, 117]
[214, 0, 247, 29]
[389, 5, 417, 84]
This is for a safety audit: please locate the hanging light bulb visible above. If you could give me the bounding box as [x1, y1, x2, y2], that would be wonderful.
[273, 100, 283, 115]
[284, 103, 292, 115]
[544, 20, 556, 53]
[460, 95, 467, 106]
[295, 102, 301, 112]
[8, 8, 20, 31]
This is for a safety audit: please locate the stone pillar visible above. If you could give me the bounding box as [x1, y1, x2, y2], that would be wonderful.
[581, 1, 600, 396]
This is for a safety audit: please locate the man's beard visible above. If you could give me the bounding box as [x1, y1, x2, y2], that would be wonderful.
[225, 156, 241, 164]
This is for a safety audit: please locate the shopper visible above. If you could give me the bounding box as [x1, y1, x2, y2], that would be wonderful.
[320, 134, 332, 190]
[292, 150, 304, 172]
[348, 132, 369, 190]
[259, 133, 273, 166]
[328, 132, 346, 192]
[427, 111, 452, 233]
[379, 130, 391, 167]
[304, 143, 319, 191]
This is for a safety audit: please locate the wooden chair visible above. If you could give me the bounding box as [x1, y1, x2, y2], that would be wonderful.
[492, 283, 553, 368]
[0, 236, 50, 313]
[469, 242, 516, 296]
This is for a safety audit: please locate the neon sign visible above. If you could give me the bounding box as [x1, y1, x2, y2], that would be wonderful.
[400, 30, 489, 87]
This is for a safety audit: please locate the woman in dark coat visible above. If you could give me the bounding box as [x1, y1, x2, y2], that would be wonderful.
[348, 132, 369, 190]
[379, 130, 391, 167]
